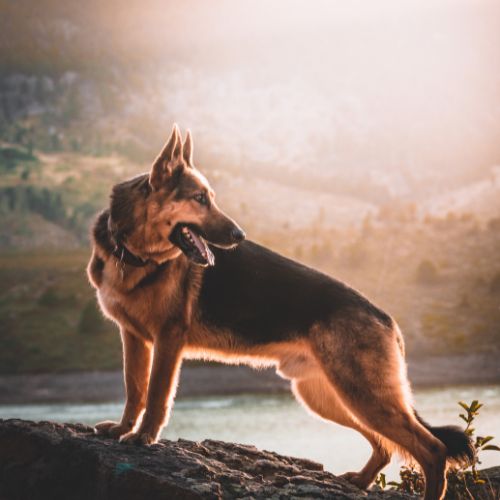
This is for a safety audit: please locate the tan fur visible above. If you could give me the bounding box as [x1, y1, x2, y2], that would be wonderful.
[292, 375, 391, 488]
[309, 318, 448, 499]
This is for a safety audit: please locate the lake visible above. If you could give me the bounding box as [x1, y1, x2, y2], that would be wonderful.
[1, 385, 499, 481]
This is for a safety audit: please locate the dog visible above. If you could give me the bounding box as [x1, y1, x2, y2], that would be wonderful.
[87, 124, 473, 500]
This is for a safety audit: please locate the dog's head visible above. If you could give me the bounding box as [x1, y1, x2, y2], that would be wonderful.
[109, 125, 245, 266]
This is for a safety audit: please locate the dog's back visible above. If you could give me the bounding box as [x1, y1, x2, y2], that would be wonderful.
[198, 240, 392, 344]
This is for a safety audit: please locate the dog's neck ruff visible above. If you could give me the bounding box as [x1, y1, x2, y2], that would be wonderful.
[112, 241, 149, 267]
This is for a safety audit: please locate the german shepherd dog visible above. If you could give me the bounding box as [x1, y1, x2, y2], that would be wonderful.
[88, 125, 473, 500]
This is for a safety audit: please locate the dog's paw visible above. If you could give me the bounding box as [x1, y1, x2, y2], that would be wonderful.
[119, 430, 157, 446]
[94, 420, 131, 439]
[339, 471, 371, 490]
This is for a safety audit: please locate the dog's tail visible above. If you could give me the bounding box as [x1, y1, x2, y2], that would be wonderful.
[414, 410, 475, 466]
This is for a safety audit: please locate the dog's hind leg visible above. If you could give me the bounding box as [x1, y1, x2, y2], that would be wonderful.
[292, 375, 391, 489]
[311, 319, 448, 500]
[96, 330, 152, 438]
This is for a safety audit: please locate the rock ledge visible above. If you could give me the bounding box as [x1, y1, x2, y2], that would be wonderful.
[0, 419, 498, 499]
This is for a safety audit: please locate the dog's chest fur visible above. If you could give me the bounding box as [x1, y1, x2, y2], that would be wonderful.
[93, 256, 195, 342]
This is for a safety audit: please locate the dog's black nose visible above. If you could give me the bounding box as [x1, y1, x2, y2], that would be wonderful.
[231, 227, 246, 243]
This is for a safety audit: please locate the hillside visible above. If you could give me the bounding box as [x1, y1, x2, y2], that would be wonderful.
[1, 150, 499, 373]
[1, 0, 500, 201]
[1, 141, 500, 372]
[1, 0, 499, 373]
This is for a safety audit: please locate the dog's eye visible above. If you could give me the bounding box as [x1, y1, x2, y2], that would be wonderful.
[193, 193, 208, 206]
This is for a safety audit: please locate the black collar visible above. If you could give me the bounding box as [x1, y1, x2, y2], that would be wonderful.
[112, 242, 149, 267]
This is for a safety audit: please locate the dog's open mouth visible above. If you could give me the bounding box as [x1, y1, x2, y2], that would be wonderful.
[170, 224, 215, 267]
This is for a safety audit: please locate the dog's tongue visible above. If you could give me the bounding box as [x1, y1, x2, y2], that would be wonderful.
[187, 228, 215, 266]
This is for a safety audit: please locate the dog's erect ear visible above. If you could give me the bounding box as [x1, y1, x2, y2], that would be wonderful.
[182, 130, 194, 166]
[158, 124, 180, 163]
[150, 124, 183, 190]
[173, 128, 183, 159]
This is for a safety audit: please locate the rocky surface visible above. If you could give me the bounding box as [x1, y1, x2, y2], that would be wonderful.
[0, 419, 407, 500]
[0, 420, 499, 500]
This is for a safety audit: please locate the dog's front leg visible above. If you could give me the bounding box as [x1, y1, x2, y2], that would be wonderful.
[96, 330, 152, 438]
[120, 333, 184, 445]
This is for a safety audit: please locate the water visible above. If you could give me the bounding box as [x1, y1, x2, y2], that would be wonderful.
[1, 385, 499, 480]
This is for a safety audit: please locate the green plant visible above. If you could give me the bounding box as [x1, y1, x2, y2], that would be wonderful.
[375, 400, 500, 498]
[447, 400, 500, 497]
